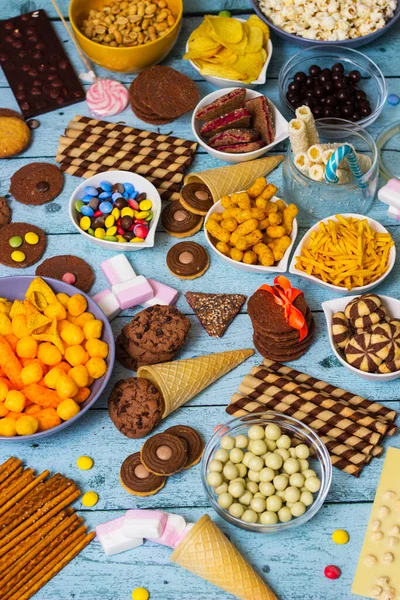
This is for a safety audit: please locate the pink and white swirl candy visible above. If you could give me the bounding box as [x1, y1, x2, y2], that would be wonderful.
[86, 79, 129, 117]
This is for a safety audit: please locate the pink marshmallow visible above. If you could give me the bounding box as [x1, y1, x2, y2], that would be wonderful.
[148, 513, 186, 547]
[112, 276, 154, 310]
[92, 288, 121, 321]
[123, 509, 167, 539]
[101, 254, 137, 286]
[96, 517, 143, 556]
[173, 523, 195, 548]
[141, 279, 178, 308]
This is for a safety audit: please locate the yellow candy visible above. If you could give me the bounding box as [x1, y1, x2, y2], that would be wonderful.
[44, 302, 67, 321]
[136, 211, 149, 219]
[74, 312, 95, 328]
[56, 375, 79, 399]
[5, 390, 26, 413]
[130, 237, 145, 243]
[86, 357, 107, 379]
[85, 339, 109, 359]
[61, 323, 85, 345]
[15, 415, 39, 436]
[0, 382, 8, 402]
[80, 216, 91, 231]
[69, 364, 89, 388]
[81, 491, 98, 507]
[116, 235, 126, 242]
[21, 362, 43, 386]
[121, 207, 134, 218]
[57, 398, 80, 421]
[0, 418, 17, 437]
[68, 294, 88, 317]
[83, 320, 102, 340]
[332, 529, 349, 545]
[38, 342, 62, 366]
[111, 208, 120, 219]
[11, 251, 26, 263]
[16, 336, 38, 359]
[139, 200, 152, 211]
[76, 455, 93, 470]
[106, 226, 117, 236]
[105, 215, 115, 228]
[132, 589, 149, 600]
[57, 293, 69, 308]
[95, 228, 106, 239]
[65, 345, 89, 367]
[25, 232, 39, 245]
[44, 366, 64, 389]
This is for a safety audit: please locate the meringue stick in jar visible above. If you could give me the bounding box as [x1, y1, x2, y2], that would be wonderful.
[288, 118, 309, 155]
[296, 105, 319, 146]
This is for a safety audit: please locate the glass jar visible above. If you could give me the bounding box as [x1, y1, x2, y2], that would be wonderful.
[282, 118, 379, 220]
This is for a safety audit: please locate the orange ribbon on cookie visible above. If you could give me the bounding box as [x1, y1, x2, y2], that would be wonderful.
[259, 276, 308, 342]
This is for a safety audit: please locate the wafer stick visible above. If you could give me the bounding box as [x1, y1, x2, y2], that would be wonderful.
[262, 359, 397, 421]
[0, 466, 23, 492]
[246, 371, 389, 435]
[58, 135, 193, 159]
[0, 470, 50, 517]
[228, 393, 377, 456]
[330, 455, 363, 477]
[320, 436, 370, 465]
[239, 379, 382, 445]
[0, 469, 34, 506]
[0, 509, 74, 576]
[0, 458, 22, 486]
[56, 150, 187, 174]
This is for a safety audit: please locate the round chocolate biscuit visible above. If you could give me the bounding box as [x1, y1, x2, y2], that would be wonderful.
[180, 183, 213, 216]
[129, 71, 174, 125]
[254, 318, 315, 356]
[116, 332, 175, 371]
[378, 359, 400, 374]
[167, 241, 209, 280]
[0, 222, 46, 268]
[142, 66, 199, 120]
[351, 309, 386, 330]
[10, 162, 64, 206]
[108, 377, 164, 439]
[253, 336, 309, 362]
[0, 197, 11, 228]
[120, 452, 166, 496]
[35, 255, 94, 292]
[248, 288, 309, 337]
[344, 294, 382, 320]
[161, 202, 203, 238]
[125, 305, 190, 354]
[140, 433, 188, 476]
[164, 425, 204, 469]
[251, 308, 313, 343]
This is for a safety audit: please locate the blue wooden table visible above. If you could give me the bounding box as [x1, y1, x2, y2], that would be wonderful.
[1, 1, 400, 598]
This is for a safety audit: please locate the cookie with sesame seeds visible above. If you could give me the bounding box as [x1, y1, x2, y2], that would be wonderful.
[185, 291, 247, 337]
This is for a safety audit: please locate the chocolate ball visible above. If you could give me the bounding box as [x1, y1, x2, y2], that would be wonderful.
[93, 217, 105, 229]
[349, 70, 361, 82]
[289, 81, 301, 92]
[309, 65, 321, 76]
[123, 231, 135, 241]
[305, 76, 315, 88]
[325, 95, 338, 107]
[341, 104, 354, 117]
[120, 216, 133, 230]
[323, 107, 335, 117]
[355, 90, 367, 101]
[114, 198, 128, 210]
[294, 71, 307, 83]
[313, 105, 324, 117]
[314, 86, 325, 98]
[332, 62, 344, 73]
[324, 81, 334, 94]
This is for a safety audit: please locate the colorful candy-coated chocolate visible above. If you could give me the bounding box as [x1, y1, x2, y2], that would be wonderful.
[75, 200, 84, 212]
[99, 201, 113, 214]
[93, 210, 103, 218]
[81, 205, 94, 217]
[112, 192, 123, 202]
[81, 195, 94, 203]
[100, 180, 113, 192]
[95, 228, 106, 239]
[104, 235, 118, 241]
[132, 588, 149, 600]
[84, 186, 98, 196]
[99, 191, 111, 199]
[11, 250, 26, 262]
[140, 200, 152, 211]
[25, 232, 39, 245]
[80, 216, 91, 231]
[332, 529, 349, 544]
[88, 228, 95, 236]
[387, 94, 400, 106]
[134, 224, 149, 239]
[76, 455, 94, 470]
[81, 491, 99, 507]
[88, 198, 99, 211]
[324, 565, 341, 579]
[62, 272, 76, 285]
[122, 192, 129, 199]
[128, 199, 139, 210]
[123, 182, 135, 195]
[9, 236, 23, 248]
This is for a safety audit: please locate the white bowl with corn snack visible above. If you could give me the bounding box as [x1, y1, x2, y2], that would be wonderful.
[290, 214, 395, 294]
[184, 15, 273, 88]
[204, 177, 298, 273]
[323, 294, 400, 381]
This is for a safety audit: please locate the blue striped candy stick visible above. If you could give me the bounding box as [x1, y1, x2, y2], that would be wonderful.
[325, 143, 368, 190]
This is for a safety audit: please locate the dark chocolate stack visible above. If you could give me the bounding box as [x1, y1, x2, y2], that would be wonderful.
[248, 287, 314, 362]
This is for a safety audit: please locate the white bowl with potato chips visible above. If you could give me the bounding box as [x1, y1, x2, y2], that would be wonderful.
[289, 214, 396, 294]
[205, 194, 298, 274]
[184, 15, 272, 88]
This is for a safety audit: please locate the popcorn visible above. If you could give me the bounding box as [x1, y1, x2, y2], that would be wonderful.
[258, 0, 396, 39]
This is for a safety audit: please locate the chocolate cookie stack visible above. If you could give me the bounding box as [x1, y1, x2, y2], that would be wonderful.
[248, 286, 314, 362]
[116, 305, 190, 371]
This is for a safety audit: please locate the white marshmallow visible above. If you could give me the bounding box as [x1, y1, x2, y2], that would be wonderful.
[92, 289, 121, 321]
[96, 517, 143, 556]
[123, 510, 167, 539]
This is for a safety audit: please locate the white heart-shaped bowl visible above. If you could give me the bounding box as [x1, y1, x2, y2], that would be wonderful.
[289, 213, 396, 294]
[322, 294, 400, 381]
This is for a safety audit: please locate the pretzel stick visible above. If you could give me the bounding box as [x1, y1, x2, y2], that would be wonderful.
[0, 458, 22, 486]
[0, 509, 74, 576]
[228, 393, 378, 456]
[239, 379, 382, 445]
[246, 371, 389, 435]
[0, 469, 34, 506]
[0, 470, 50, 516]
[0, 458, 19, 476]
[0, 474, 62, 527]
[8, 531, 95, 600]
[0, 488, 80, 554]
[262, 360, 397, 421]
[58, 135, 193, 160]
[0, 466, 23, 492]
[56, 150, 187, 174]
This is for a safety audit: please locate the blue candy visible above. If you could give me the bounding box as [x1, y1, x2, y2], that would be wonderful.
[81, 194, 94, 203]
[122, 192, 129, 199]
[99, 191, 112, 199]
[112, 192, 122, 202]
[130, 190, 139, 200]
[100, 180, 113, 192]
[123, 182, 135, 195]
[84, 186, 98, 196]
[387, 94, 400, 106]
[99, 201, 113, 214]
[81, 205, 95, 217]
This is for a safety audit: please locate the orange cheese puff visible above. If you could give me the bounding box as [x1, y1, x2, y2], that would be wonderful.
[58, 319, 70, 334]
[0, 376, 13, 390]
[83, 320, 103, 340]
[58, 361, 71, 374]
[74, 387, 91, 404]
[21, 362, 43, 386]
[0, 335, 24, 389]
[25, 404, 43, 415]
[0, 380, 8, 401]
[44, 366, 65, 389]
[4, 411, 25, 420]
[57, 398, 80, 420]
[23, 383, 61, 408]
[0, 418, 17, 436]
[0, 402, 8, 417]
[11, 315, 30, 339]
[69, 365, 89, 388]
[37, 342, 62, 366]
[85, 339, 109, 359]
[86, 357, 107, 379]
[22, 358, 48, 376]
[56, 374, 78, 400]
[5, 390, 26, 412]
[35, 408, 62, 432]
[16, 415, 39, 436]
[60, 323, 85, 346]
[0, 366, 4, 376]
[44, 302, 67, 321]
[68, 294, 87, 317]
[87, 376, 94, 386]
[74, 312, 95, 329]
[6, 333, 19, 351]
[65, 345, 89, 367]
[16, 336, 38, 359]
[57, 293, 69, 308]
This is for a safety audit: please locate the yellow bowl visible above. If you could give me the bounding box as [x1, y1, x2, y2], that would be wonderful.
[69, 0, 183, 73]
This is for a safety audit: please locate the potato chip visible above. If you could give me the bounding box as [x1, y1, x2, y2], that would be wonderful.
[25, 277, 57, 310]
[233, 50, 267, 82]
[9, 300, 26, 319]
[189, 20, 212, 41]
[247, 15, 270, 43]
[243, 24, 264, 54]
[197, 62, 243, 81]
[200, 47, 238, 65]
[205, 15, 244, 44]
[24, 301, 52, 335]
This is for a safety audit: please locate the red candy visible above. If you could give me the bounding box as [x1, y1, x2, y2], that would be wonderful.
[61, 272, 76, 285]
[117, 226, 125, 235]
[93, 210, 102, 218]
[324, 566, 341, 580]
[128, 199, 139, 210]
[134, 224, 148, 239]
[135, 219, 147, 225]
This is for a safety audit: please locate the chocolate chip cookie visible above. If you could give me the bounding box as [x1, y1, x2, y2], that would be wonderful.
[126, 305, 191, 354]
[10, 162, 64, 206]
[116, 332, 175, 371]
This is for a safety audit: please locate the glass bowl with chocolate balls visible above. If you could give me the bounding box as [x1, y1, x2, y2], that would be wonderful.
[279, 46, 387, 129]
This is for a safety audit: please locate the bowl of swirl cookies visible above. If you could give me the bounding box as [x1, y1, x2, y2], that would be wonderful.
[323, 293, 400, 381]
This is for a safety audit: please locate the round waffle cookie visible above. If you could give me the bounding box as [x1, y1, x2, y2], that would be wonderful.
[166, 242, 209, 280]
[180, 183, 213, 216]
[344, 294, 382, 320]
[164, 425, 204, 469]
[140, 433, 188, 476]
[332, 311, 352, 349]
[161, 202, 203, 238]
[120, 452, 167, 497]
[344, 332, 383, 372]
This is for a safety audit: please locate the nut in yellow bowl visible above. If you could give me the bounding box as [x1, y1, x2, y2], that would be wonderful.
[69, 0, 183, 73]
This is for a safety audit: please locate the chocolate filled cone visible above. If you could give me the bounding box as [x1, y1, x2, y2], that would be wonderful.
[138, 349, 254, 418]
[171, 515, 277, 600]
[184, 156, 284, 202]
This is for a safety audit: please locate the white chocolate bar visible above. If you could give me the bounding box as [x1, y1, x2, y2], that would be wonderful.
[352, 448, 400, 600]
[289, 118, 309, 155]
[296, 105, 319, 146]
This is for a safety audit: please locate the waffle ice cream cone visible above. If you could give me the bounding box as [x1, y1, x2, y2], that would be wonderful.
[184, 156, 283, 202]
[171, 515, 277, 600]
[138, 349, 254, 418]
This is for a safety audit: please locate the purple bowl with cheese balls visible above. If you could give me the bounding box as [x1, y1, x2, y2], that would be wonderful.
[0, 275, 115, 441]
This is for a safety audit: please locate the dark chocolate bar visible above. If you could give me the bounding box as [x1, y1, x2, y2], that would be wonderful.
[0, 9, 85, 118]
